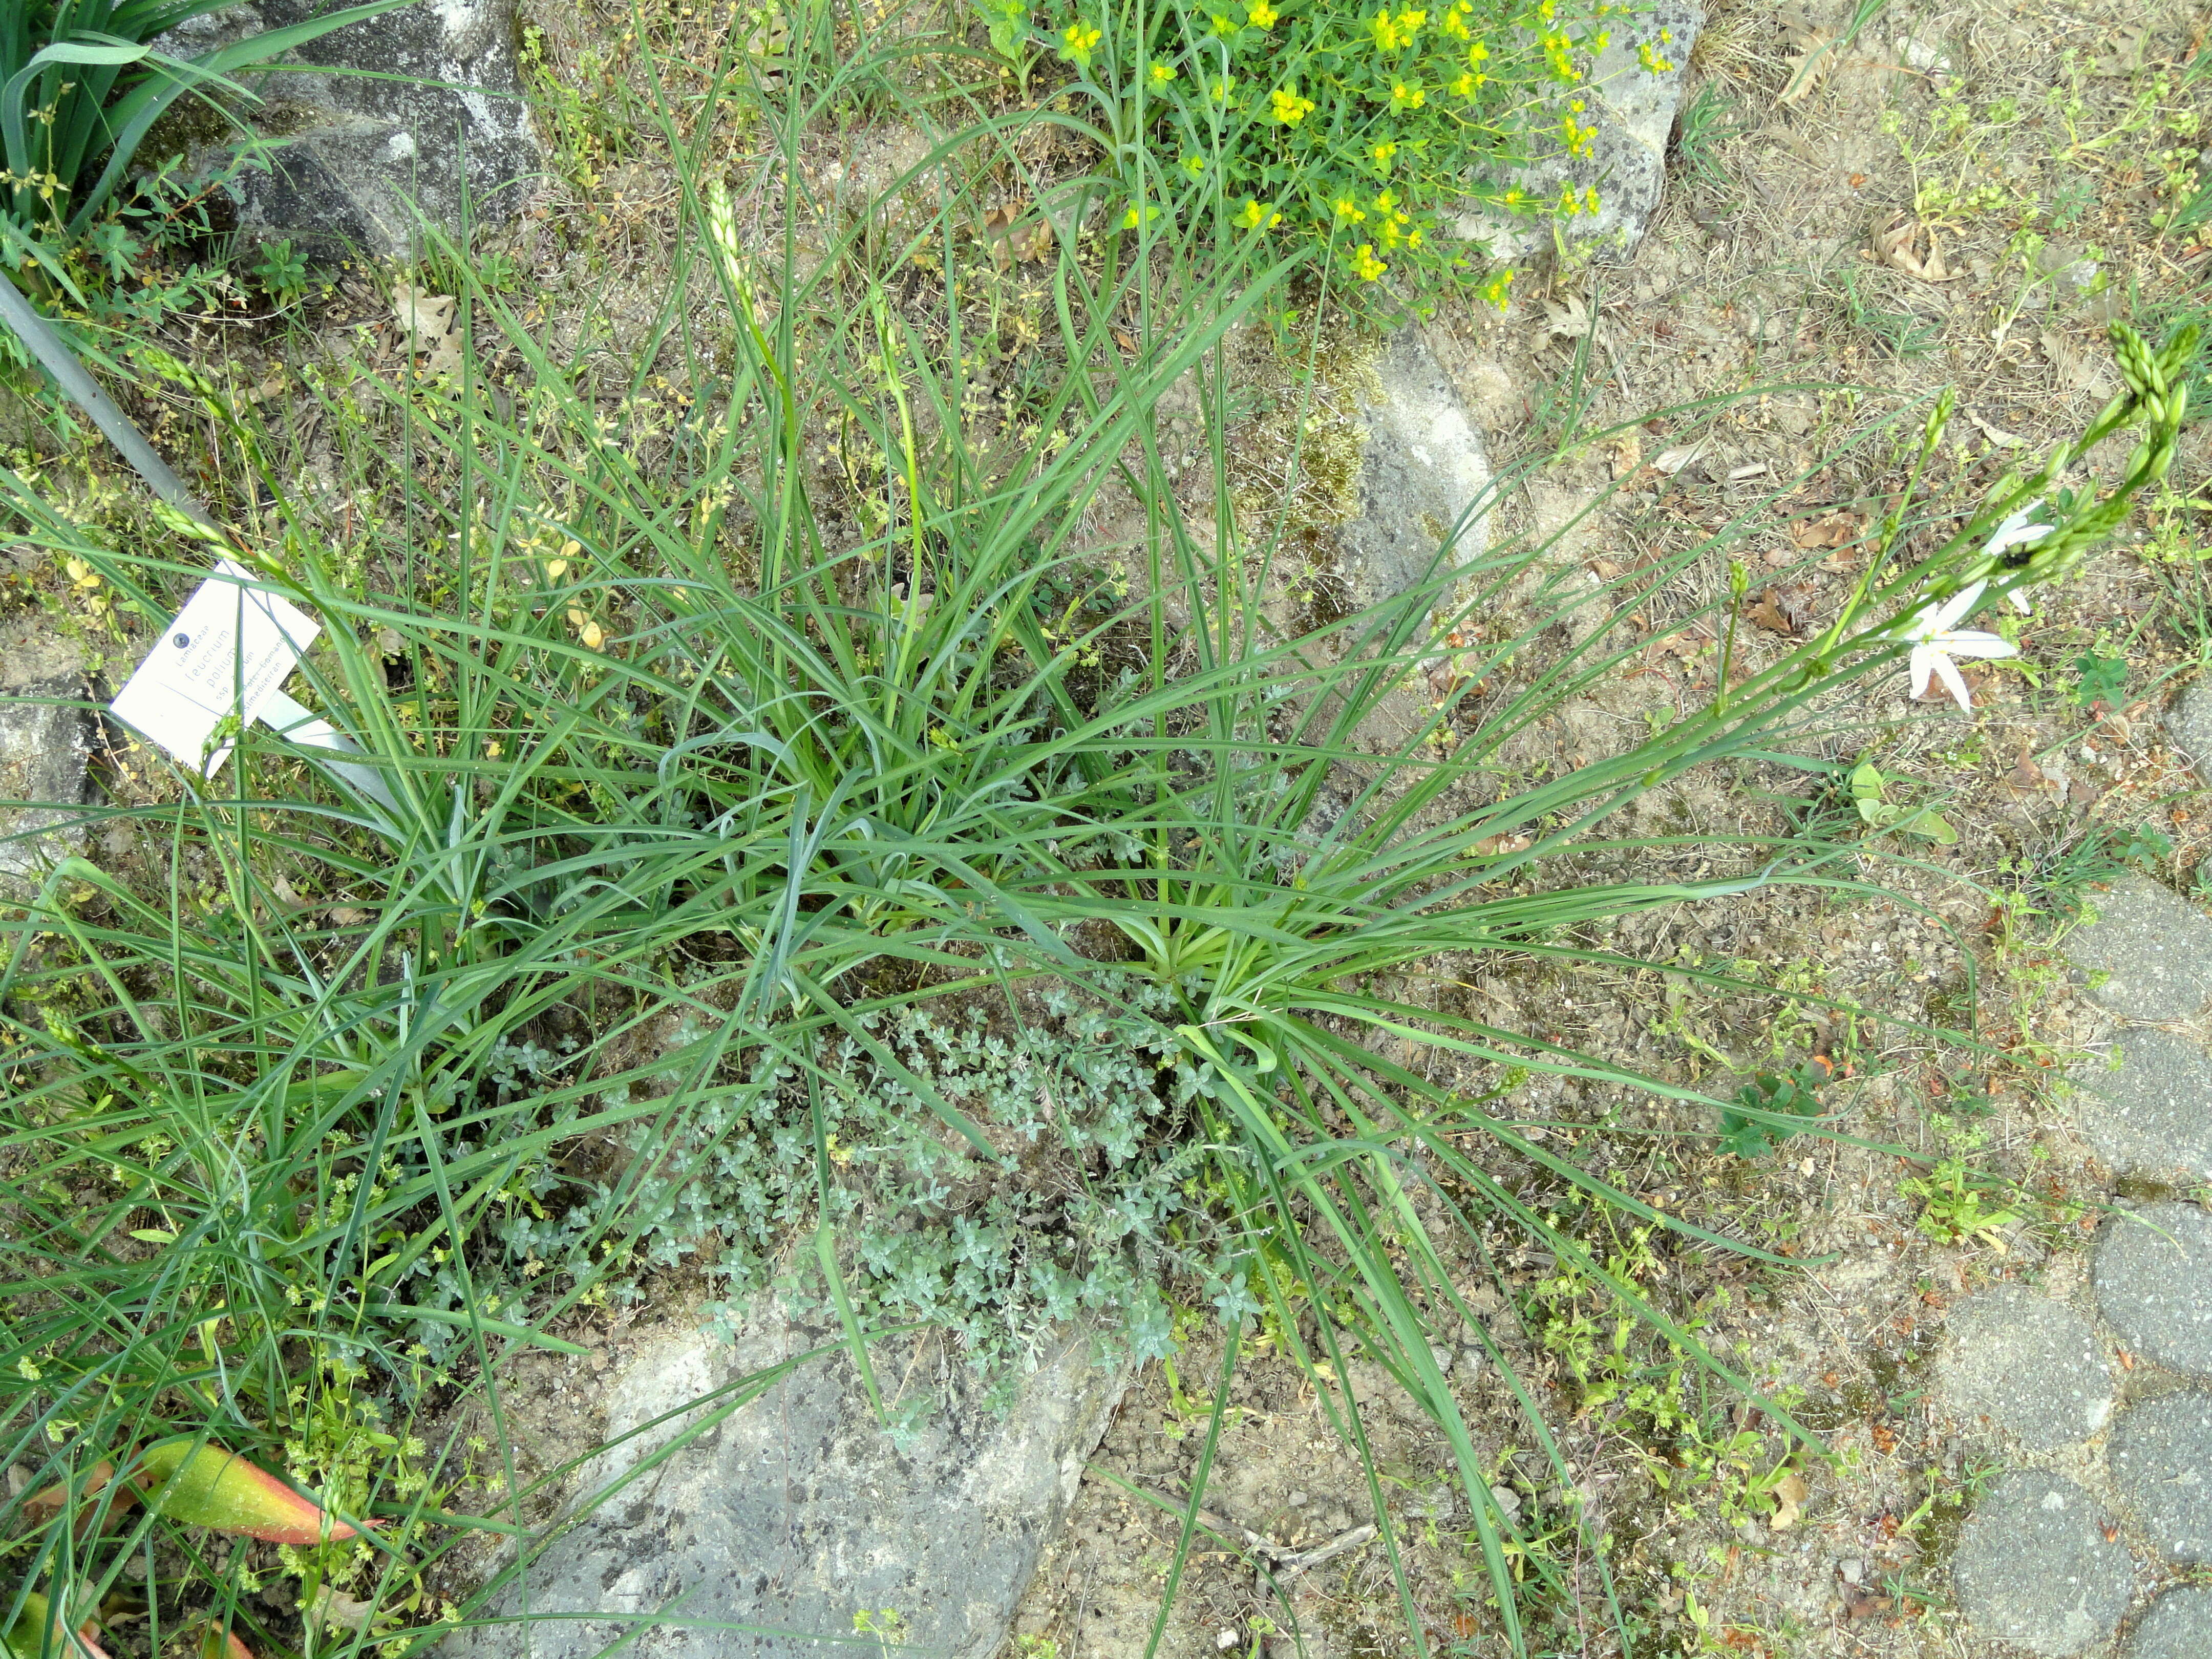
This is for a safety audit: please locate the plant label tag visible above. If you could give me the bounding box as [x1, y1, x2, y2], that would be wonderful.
[110, 560, 321, 775]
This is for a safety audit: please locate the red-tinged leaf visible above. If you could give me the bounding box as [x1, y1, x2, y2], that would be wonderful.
[22, 1464, 130, 1535]
[131, 1441, 366, 1544]
[201, 1626, 254, 1659]
[4, 1593, 112, 1659]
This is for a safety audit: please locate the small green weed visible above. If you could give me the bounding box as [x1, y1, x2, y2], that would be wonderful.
[1716, 1062, 1826, 1160]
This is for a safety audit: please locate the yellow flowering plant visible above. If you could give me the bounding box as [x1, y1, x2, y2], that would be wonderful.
[1028, 0, 1616, 312]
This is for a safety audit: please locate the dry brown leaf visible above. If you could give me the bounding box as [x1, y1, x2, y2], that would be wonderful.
[1966, 407, 2026, 449]
[1651, 440, 1706, 476]
[2091, 20, 2146, 75]
[1873, 219, 1957, 282]
[1770, 1471, 1810, 1530]
[392, 280, 462, 374]
[1792, 509, 1864, 549]
[1839, 1581, 1892, 1620]
[1474, 832, 1534, 856]
[1745, 590, 1796, 634]
[329, 906, 372, 927]
[1777, 25, 1837, 105]
[1609, 433, 1643, 478]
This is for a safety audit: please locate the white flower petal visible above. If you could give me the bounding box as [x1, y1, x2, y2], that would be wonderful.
[1983, 499, 2050, 556]
[1931, 582, 1987, 633]
[1909, 644, 1938, 700]
[1931, 652, 1975, 711]
[1936, 629, 2017, 661]
[2004, 586, 2032, 614]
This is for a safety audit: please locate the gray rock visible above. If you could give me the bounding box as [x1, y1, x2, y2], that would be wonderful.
[2161, 682, 2212, 777]
[0, 616, 93, 890]
[159, 0, 540, 262]
[1455, 0, 1701, 259]
[1337, 329, 1493, 618]
[2125, 1588, 2212, 1659]
[2066, 873, 2212, 1020]
[2069, 1027, 2212, 1183]
[1952, 1472, 2134, 1657]
[2110, 1390, 2212, 1562]
[449, 1312, 1126, 1659]
[2095, 1204, 2212, 1378]
[1935, 1286, 2114, 1451]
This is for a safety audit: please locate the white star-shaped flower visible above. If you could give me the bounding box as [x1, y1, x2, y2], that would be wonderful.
[1903, 582, 2017, 712]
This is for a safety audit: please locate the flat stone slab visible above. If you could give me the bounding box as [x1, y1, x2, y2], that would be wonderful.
[2095, 1203, 2212, 1377]
[446, 1313, 1125, 1659]
[2110, 1390, 2212, 1562]
[2066, 873, 2212, 1020]
[1952, 1471, 2133, 1657]
[1338, 328, 1493, 617]
[2071, 1028, 2212, 1182]
[0, 616, 93, 890]
[1934, 1286, 2113, 1451]
[2163, 683, 2212, 779]
[1455, 0, 1701, 259]
[2126, 1588, 2212, 1659]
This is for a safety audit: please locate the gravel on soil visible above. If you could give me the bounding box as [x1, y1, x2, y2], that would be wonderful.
[2094, 1204, 2212, 1378]
[1951, 1471, 2134, 1658]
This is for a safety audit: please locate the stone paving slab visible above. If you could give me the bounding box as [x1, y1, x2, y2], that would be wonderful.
[2124, 1587, 2212, 1659]
[1952, 1471, 2133, 1657]
[2109, 1390, 2212, 1563]
[2069, 1028, 2212, 1183]
[2066, 873, 2212, 1020]
[2094, 1204, 2212, 1378]
[1935, 1286, 2114, 1452]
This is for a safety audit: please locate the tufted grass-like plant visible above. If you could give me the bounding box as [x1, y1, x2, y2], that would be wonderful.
[0, 4, 2195, 1654]
[1, 0, 407, 293]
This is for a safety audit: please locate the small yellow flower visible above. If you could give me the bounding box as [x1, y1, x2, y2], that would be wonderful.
[1332, 195, 1367, 221]
[1269, 84, 1316, 124]
[1059, 20, 1102, 62]
[1210, 10, 1235, 31]
[1238, 197, 1280, 227]
[1182, 153, 1207, 177]
[1248, 0, 1278, 24]
[1583, 184, 1601, 214]
[1638, 38, 1675, 72]
[1481, 266, 1515, 310]
[1467, 38, 1488, 61]
[1370, 140, 1398, 171]
[1150, 59, 1178, 81]
[1442, 8, 1467, 37]
[1450, 71, 1474, 96]
[1351, 243, 1388, 281]
[1391, 79, 1425, 110]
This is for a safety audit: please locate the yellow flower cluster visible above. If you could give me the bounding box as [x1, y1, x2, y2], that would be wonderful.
[1238, 197, 1282, 227]
[1269, 84, 1316, 123]
[1351, 243, 1388, 281]
[1248, 0, 1279, 23]
[1059, 19, 1101, 61]
[1637, 30, 1675, 72]
[1391, 79, 1426, 109]
[1370, 7, 1426, 50]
